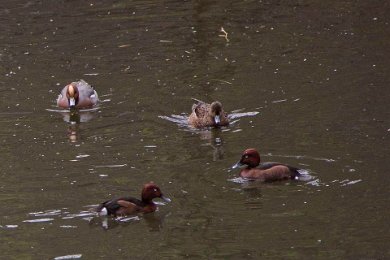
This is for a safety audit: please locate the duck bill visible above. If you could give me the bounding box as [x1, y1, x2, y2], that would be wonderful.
[214, 115, 221, 125]
[69, 97, 76, 108]
[232, 161, 244, 169]
[161, 195, 171, 203]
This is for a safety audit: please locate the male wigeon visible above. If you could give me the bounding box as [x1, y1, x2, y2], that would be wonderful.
[96, 183, 171, 217]
[188, 99, 229, 128]
[232, 148, 301, 181]
[57, 79, 99, 109]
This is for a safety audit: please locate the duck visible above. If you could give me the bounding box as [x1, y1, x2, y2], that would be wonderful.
[96, 183, 171, 217]
[57, 79, 99, 109]
[188, 98, 229, 128]
[232, 148, 301, 181]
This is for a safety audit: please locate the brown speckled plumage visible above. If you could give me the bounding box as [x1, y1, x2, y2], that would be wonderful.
[188, 99, 229, 128]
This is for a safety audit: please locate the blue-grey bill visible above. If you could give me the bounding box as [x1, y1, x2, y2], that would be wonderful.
[214, 115, 221, 124]
[232, 162, 243, 169]
[69, 97, 76, 107]
[161, 195, 171, 203]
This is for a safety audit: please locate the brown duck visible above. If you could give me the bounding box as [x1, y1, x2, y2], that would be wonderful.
[188, 99, 229, 128]
[232, 148, 301, 182]
[96, 183, 171, 217]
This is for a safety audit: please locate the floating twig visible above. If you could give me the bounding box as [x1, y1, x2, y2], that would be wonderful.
[219, 27, 229, 42]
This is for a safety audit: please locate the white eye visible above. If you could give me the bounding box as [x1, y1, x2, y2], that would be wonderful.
[153, 189, 157, 192]
[244, 155, 249, 159]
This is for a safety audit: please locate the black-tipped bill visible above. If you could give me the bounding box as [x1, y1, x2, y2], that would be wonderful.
[232, 161, 244, 169]
[161, 195, 171, 203]
[69, 97, 76, 108]
[214, 115, 221, 125]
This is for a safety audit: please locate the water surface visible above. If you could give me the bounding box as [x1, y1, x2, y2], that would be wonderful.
[0, 0, 389, 259]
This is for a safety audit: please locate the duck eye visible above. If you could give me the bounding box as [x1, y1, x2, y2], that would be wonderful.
[244, 155, 249, 159]
[153, 189, 157, 192]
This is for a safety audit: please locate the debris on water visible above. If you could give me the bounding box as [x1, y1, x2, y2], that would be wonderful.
[219, 27, 229, 42]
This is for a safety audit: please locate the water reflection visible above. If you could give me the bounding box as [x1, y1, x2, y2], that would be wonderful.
[88, 211, 169, 231]
[160, 107, 259, 161]
[67, 121, 80, 143]
[47, 107, 99, 124]
[88, 215, 140, 230]
[199, 128, 225, 161]
[159, 106, 259, 129]
[19, 206, 169, 231]
[47, 107, 99, 142]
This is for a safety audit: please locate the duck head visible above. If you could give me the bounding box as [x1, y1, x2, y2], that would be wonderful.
[66, 84, 79, 108]
[232, 148, 261, 169]
[142, 182, 171, 203]
[210, 101, 223, 125]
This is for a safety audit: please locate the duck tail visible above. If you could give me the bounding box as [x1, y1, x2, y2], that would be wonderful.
[288, 166, 303, 180]
[191, 97, 205, 104]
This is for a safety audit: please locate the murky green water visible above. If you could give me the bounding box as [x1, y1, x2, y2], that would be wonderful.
[1, 0, 389, 259]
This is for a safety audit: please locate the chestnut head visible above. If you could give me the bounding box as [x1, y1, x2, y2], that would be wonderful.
[141, 182, 171, 203]
[232, 148, 261, 169]
[66, 84, 79, 108]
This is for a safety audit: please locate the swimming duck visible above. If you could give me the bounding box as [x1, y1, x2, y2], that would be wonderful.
[57, 79, 99, 109]
[96, 183, 171, 217]
[188, 99, 229, 128]
[232, 148, 301, 181]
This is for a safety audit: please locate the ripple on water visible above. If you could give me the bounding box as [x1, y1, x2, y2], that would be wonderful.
[29, 209, 62, 217]
[23, 218, 54, 223]
[228, 111, 259, 120]
[159, 110, 259, 129]
[228, 177, 249, 184]
[93, 164, 127, 168]
[46, 107, 99, 113]
[59, 225, 78, 229]
[62, 211, 96, 219]
[116, 216, 140, 222]
[2, 225, 18, 229]
[340, 179, 362, 186]
[158, 114, 188, 127]
[54, 254, 82, 260]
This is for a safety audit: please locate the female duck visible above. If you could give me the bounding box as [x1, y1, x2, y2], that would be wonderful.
[96, 183, 171, 217]
[188, 99, 229, 128]
[232, 148, 301, 182]
[57, 79, 99, 109]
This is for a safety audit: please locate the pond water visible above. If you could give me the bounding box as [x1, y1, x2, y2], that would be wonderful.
[0, 0, 389, 259]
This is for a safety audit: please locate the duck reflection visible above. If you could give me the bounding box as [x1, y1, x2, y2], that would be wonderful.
[64, 109, 89, 143]
[143, 211, 171, 232]
[47, 107, 98, 142]
[61, 108, 97, 124]
[88, 211, 169, 231]
[199, 128, 225, 161]
[67, 121, 80, 143]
